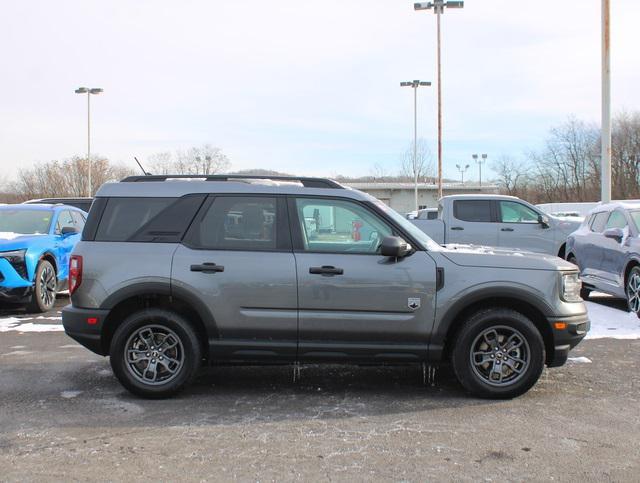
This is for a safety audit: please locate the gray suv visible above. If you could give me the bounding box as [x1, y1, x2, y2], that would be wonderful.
[62, 175, 589, 399]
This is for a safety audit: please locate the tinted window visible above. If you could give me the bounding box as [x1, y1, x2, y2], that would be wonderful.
[95, 198, 175, 241]
[499, 201, 539, 223]
[453, 200, 492, 222]
[605, 210, 627, 230]
[590, 212, 608, 232]
[295, 198, 392, 254]
[189, 196, 278, 251]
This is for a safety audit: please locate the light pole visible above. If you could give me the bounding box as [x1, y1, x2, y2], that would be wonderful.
[401, 80, 432, 211]
[456, 163, 470, 184]
[601, 0, 612, 203]
[472, 153, 487, 187]
[414, 1, 464, 200]
[75, 87, 103, 197]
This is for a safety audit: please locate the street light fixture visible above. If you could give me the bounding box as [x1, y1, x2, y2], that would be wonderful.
[456, 163, 470, 184]
[401, 80, 432, 211]
[75, 86, 103, 197]
[472, 153, 488, 187]
[414, 1, 464, 200]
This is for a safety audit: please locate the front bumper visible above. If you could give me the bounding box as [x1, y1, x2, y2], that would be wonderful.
[62, 304, 111, 355]
[0, 286, 33, 303]
[547, 313, 590, 367]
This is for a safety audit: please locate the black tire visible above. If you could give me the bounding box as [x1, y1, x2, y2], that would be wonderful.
[451, 308, 545, 399]
[625, 266, 640, 318]
[27, 260, 57, 313]
[109, 309, 202, 399]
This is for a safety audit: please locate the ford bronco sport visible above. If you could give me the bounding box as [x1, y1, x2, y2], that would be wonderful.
[62, 175, 589, 399]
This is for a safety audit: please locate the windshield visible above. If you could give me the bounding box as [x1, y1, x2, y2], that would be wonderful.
[0, 209, 52, 234]
[371, 200, 442, 251]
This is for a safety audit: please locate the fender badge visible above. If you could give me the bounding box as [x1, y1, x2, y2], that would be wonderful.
[408, 297, 421, 310]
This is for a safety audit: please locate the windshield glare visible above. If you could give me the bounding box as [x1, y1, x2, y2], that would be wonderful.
[371, 200, 442, 251]
[0, 209, 52, 235]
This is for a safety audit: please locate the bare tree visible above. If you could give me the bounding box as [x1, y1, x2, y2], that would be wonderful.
[399, 138, 434, 182]
[492, 155, 529, 197]
[148, 144, 230, 175]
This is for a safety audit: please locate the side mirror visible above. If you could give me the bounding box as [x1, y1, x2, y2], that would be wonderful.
[61, 226, 79, 236]
[380, 236, 412, 258]
[538, 214, 550, 228]
[603, 227, 624, 243]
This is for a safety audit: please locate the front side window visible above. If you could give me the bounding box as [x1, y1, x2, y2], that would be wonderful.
[295, 198, 392, 254]
[605, 210, 627, 230]
[0, 209, 52, 235]
[189, 196, 278, 251]
[499, 201, 539, 224]
[453, 200, 492, 222]
[590, 212, 609, 233]
[629, 211, 640, 232]
[55, 210, 75, 234]
[71, 211, 86, 231]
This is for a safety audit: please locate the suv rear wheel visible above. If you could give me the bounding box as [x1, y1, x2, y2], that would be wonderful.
[451, 308, 545, 399]
[109, 309, 202, 398]
[27, 260, 57, 313]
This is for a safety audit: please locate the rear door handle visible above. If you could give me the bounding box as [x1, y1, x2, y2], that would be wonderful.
[309, 265, 344, 276]
[190, 262, 225, 273]
[451, 227, 464, 231]
[501, 228, 514, 232]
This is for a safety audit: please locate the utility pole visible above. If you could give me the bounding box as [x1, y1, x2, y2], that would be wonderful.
[75, 87, 104, 197]
[601, 0, 612, 203]
[472, 153, 488, 187]
[414, 1, 464, 200]
[401, 80, 432, 211]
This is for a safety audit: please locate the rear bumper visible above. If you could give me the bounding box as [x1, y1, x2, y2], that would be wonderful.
[62, 304, 111, 355]
[547, 313, 590, 367]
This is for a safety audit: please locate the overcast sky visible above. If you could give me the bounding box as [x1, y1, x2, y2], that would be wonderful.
[0, 0, 637, 183]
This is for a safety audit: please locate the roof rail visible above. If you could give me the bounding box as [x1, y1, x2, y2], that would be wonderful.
[119, 174, 343, 189]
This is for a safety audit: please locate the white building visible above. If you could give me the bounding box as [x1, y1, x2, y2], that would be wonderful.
[344, 182, 499, 214]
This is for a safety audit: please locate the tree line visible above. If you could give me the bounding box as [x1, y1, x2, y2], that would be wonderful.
[493, 111, 640, 203]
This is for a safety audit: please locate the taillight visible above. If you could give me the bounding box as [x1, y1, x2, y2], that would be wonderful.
[69, 255, 83, 295]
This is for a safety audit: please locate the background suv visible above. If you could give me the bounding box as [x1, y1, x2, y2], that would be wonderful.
[63, 175, 588, 399]
[566, 202, 640, 316]
[0, 204, 86, 311]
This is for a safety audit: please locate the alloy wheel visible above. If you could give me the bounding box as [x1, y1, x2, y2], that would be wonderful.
[627, 272, 640, 313]
[124, 325, 184, 385]
[470, 325, 531, 387]
[39, 264, 56, 308]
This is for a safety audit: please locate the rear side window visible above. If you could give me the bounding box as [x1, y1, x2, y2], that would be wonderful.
[453, 200, 492, 222]
[94, 196, 205, 242]
[590, 212, 608, 233]
[186, 196, 284, 251]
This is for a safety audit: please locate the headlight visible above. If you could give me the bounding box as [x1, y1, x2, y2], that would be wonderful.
[0, 249, 28, 279]
[561, 272, 582, 302]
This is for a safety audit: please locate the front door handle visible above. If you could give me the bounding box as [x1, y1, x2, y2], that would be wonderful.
[190, 262, 225, 273]
[309, 266, 344, 276]
[451, 227, 464, 231]
[501, 228, 514, 232]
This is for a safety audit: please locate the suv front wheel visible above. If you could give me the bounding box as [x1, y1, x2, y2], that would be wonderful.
[109, 309, 202, 398]
[451, 308, 545, 399]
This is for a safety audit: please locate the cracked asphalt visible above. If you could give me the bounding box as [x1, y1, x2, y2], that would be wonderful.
[1, 296, 639, 482]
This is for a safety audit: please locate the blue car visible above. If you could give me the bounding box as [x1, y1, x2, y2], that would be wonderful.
[0, 204, 86, 312]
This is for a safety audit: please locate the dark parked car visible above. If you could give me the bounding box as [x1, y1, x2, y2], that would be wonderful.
[24, 197, 93, 213]
[566, 202, 640, 316]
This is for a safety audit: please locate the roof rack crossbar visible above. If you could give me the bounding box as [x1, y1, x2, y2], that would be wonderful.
[120, 174, 343, 189]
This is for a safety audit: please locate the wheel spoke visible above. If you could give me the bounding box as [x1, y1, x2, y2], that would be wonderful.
[489, 362, 503, 382]
[483, 329, 499, 349]
[160, 334, 178, 351]
[124, 325, 184, 386]
[503, 358, 524, 374]
[127, 349, 150, 363]
[143, 360, 159, 382]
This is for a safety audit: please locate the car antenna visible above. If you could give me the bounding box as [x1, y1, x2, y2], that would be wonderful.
[134, 156, 152, 175]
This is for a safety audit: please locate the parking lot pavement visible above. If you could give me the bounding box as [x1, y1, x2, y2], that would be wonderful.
[1, 296, 639, 482]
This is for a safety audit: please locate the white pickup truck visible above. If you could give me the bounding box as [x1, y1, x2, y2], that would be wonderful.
[411, 194, 581, 257]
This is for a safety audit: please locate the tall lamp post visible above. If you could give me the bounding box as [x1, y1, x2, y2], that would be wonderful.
[401, 80, 432, 211]
[414, 1, 464, 200]
[472, 153, 487, 187]
[456, 163, 470, 184]
[75, 87, 103, 197]
[601, 0, 611, 203]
